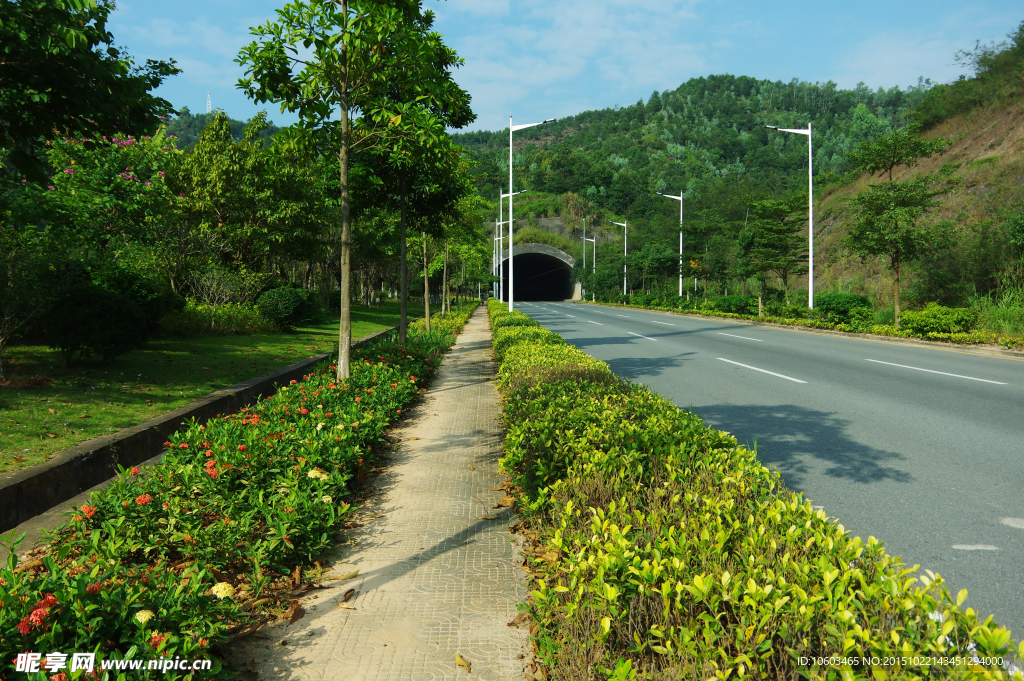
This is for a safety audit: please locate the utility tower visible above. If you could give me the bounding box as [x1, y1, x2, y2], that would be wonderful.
[206, 91, 212, 114]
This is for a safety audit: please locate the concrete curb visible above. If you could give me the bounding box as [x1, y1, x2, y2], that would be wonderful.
[0, 324, 405, 534]
[572, 300, 1024, 361]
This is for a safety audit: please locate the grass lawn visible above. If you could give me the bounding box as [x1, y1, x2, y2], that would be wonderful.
[0, 302, 404, 473]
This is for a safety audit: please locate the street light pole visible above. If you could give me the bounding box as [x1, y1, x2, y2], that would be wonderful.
[609, 220, 627, 297]
[657, 191, 684, 297]
[500, 189, 526, 305]
[766, 123, 815, 309]
[584, 227, 596, 302]
[509, 115, 554, 311]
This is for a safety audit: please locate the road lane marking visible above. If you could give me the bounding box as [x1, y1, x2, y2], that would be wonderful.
[952, 545, 999, 551]
[627, 332, 657, 341]
[564, 314, 575, 317]
[616, 314, 631, 318]
[864, 359, 1008, 385]
[719, 332, 763, 342]
[651, 321, 674, 326]
[1001, 518, 1024, 529]
[588, 321, 602, 325]
[717, 358, 806, 383]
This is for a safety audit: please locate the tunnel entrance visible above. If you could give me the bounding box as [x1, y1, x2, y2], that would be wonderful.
[499, 243, 575, 301]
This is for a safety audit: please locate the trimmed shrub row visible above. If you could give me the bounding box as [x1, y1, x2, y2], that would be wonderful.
[0, 304, 477, 678]
[487, 298, 1022, 680]
[591, 299, 1024, 350]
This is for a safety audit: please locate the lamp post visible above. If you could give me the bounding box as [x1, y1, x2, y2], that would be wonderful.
[766, 123, 815, 309]
[509, 115, 554, 311]
[609, 220, 627, 296]
[500, 189, 526, 304]
[583, 222, 596, 302]
[657, 191, 685, 297]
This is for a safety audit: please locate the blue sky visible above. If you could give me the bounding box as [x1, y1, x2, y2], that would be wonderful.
[108, 0, 1021, 132]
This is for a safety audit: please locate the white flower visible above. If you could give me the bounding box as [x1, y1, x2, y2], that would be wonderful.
[316, 423, 324, 431]
[212, 582, 236, 599]
[135, 609, 155, 624]
[321, 495, 332, 504]
[307, 468, 329, 481]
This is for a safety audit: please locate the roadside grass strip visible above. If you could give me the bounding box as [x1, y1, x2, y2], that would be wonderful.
[0, 303, 478, 678]
[487, 298, 1022, 680]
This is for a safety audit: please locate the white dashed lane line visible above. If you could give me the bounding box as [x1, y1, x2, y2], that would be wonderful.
[650, 321, 674, 326]
[865, 359, 1008, 385]
[1001, 518, 1024, 529]
[952, 545, 1000, 551]
[627, 332, 657, 341]
[719, 332, 762, 342]
[717, 358, 806, 384]
[588, 321, 602, 325]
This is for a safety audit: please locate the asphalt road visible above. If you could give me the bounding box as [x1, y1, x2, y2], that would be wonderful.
[515, 300, 1024, 638]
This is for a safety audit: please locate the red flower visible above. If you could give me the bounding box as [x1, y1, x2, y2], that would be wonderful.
[163, 441, 171, 447]
[80, 504, 97, 519]
[129, 467, 141, 475]
[35, 593, 58, 609]
[300, 408, 309, 415]
[205, 449, 213, 457]
[149, 633, 165, 647]
[135, 494, 153, 506]
[238, 445, 247, 452]
[199, 638, 209, 647]
[205, 468, 219, 479]
[50, 673, 68, 681]
[178, 443, 188, 449]
[355, 397, 361, 403]
[86, 582, 102, 595]
[162, 502, 170, 510]
[290, 380, 297, 385]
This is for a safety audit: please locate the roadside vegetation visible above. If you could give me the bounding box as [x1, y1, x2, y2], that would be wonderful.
[0, 303, 404, 471]
[0, 302, 476, 677]
[488, 299, 1022, 679]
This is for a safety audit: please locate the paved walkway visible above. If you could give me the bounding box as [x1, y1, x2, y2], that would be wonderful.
[234, 307, 529, 680]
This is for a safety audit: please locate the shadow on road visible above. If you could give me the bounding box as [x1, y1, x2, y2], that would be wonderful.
[692, 403, 913, 488]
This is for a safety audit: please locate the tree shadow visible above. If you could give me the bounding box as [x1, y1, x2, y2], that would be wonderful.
[692, 403, 913, 488]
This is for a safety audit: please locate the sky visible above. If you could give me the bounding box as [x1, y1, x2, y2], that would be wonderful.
[108, 0, 1022, 132]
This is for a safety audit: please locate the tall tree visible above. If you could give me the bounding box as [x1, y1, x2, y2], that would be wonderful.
[0, 0, 179, 179]
[847, 125, 948, 182]
[236, 0, 472, 379]
[737, 196, 808, 304]
[846, 180, 942, 327]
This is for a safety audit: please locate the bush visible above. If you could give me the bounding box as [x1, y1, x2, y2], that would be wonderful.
[256, 287, 312, 330]
[489, 302, 1021, 678]
[710, 294, 757, 315]
[1, 328, 457, 676]
[491, 311, 541, 330]
[815, 292, 871, 323]
[159, 300, 277, 336]
[42, 285, 150, 365]
[493, 325, 566, 364]
[901, 303, 979, 335]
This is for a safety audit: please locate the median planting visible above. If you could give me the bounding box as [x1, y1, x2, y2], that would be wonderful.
[0, 302, 477, 678]
[488, 298, 1022, 679]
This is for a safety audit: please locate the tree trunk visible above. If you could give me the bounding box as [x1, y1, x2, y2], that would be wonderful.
[442, 240, 449, 316]
[893, 265, 902, 329]
[399, 172, 408, 344]
[337, 104, 352, 380]
[422, 232, 431, 332]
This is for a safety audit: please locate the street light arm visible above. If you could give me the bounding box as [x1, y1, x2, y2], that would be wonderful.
[511, 119, 555, 132]
[766, 125, 809, 136]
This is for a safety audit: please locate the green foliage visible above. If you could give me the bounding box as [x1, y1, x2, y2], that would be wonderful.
[814, 292, 871, 322]
[166, 107, 281, 150]
[256, 287, 312, 330]
[899, 303, 979, 335]
[912, 21, 1024, 130]
[710, 295, 757, 314]
[487, 299, 1023, 678]
[847, 126, 949, 182]
[0, 328, 454, 675]
[159, 300, 277, 336]
[0, 0, 179, 178]
[42, 284, 149, 363]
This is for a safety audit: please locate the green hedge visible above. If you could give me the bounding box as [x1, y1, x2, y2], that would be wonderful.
[487, 298, 1022, 680]
[411, 300, 479, 338]
[159, 300, 277, 336]
[1, 326, 462, 677]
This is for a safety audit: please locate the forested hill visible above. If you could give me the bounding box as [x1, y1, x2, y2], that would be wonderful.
[455, 74, 933, 219]
[165, 107, 281, 149]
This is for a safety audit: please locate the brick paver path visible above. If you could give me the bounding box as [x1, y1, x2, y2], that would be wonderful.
[235, 307, 529, 680]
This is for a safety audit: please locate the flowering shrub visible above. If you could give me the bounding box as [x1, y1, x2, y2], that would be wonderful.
[0, 311, 475, 678]
[488, 298, 1023, 679]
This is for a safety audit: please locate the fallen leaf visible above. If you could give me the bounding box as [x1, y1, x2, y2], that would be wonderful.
[46, 433, 56, 438]
[490, 482, 510, 491]
[335, 570, 359, 581]
[370, 513, 385, 518]
[47, 408, 56, 415]
[406, 437, 420, 441]
[508, 612, 530, 628]
[455, 653, 471, 673]
[493, 495, 515, 509]
[340, 588, 355, 603]
[287, 602, 305, 625]
[78, 414, 91, 419]
[12, 457, 25, 463]
[468, 464, 475, 471]
[292, 565, 302, 587]
[336, 604, 356, 610]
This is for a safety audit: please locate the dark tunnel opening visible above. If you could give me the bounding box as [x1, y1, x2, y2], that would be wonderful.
[500, 252, 574, 301]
